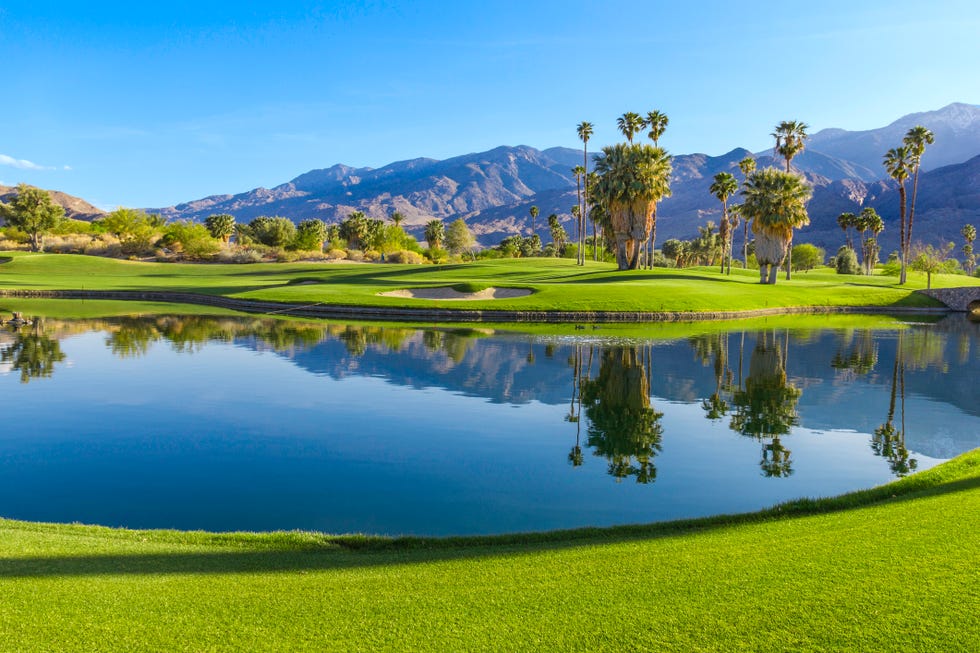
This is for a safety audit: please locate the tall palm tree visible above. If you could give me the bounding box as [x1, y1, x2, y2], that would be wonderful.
[389, 211, 404, 227]
[738, 156, 756, 266]
[577, 121, 594, 264]
[637, 111, 669, 268]
[645, 111, 668, 147]
[883, 146, 913, 284]
[903, 125, 934, 278]
[772, 121, 809, 279]
[529, 205, 539, 238]
[741, 168, 812, 284]
[592, 143, 672, 270]
[728, 203, 742, 274]
[772, 120, 809, 172]
[710, 172, 738, 274]
[572, 165, 586, 264]
[616, 112, 644, 144]
[962, 223, 976, 276]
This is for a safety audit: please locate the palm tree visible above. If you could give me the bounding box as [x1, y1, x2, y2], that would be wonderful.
[738, 157, 756, 266]
[547, 213, 568, 255]
[883, 146, 913, 283]
[710, 172, 738, 274]
[741, 168, 812, 284]
[424, 219, 444, 250]
[903, 125, 935, 278]
[389, 211, 404, 227]
[772, 120, 809, 172]
[962, 224, 976, 276]
[645, 111, 668, 147]
[616, 112, 644, 144]
[572, 165, 586, 263]
[577, 121, 594, 264]
[529, 205, 539, 238]
[592, 143, 672, 270]
[636, 111, 669, 268]
[772, 121, 809, 279]
[861, 207, 884, 275]
[727, 203, 742, 274]
[837, 212, 856, 250]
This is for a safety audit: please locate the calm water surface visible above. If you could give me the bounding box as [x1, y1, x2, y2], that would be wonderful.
[1, 309, 977, 536]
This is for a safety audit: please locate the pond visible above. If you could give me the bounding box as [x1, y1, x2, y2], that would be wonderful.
[1, 305, 977, 536]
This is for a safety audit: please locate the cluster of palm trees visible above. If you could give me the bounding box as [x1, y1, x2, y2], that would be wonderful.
[696, 123, 814, 284]
[883, 126, 935, 284]
[585, 110, 672, 270]
[836, 207, 885, 274]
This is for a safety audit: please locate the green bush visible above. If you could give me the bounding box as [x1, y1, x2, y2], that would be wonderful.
[835, 246, 860, 275]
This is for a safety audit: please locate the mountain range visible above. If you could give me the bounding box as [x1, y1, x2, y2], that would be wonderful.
[11, 103, 980, 254]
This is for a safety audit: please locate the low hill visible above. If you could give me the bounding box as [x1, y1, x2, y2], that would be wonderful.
[0, 184, 105, 222]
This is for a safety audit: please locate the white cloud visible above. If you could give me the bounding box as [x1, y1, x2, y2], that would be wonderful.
[0, 153, 55, 171]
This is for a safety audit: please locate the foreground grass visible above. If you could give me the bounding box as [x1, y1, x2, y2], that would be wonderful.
[1, 450, 978, 651]
[3, 252, 977, 314]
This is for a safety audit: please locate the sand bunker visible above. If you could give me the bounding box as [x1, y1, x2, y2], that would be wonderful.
[378, 286, 532, 301]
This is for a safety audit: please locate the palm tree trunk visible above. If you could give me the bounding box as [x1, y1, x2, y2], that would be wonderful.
[898, 185, 908, 284]
[907, 167, 920, 279]
[784, 234, 793, 280]
[743, 222, 749, 269]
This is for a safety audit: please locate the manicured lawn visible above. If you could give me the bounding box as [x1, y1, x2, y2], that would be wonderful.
[0, 450, 977, 651]
[3, 252, 978, 313]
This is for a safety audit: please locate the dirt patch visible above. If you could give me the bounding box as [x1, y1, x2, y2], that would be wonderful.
[378, 286, 533, 301]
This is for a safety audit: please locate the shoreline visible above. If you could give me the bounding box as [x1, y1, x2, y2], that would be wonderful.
[0, 288, 954, 323]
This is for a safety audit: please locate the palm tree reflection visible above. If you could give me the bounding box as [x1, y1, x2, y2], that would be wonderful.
[580, 346, 664, 483]
[872, 332, 917, 476]
[729, 330, 801, 477]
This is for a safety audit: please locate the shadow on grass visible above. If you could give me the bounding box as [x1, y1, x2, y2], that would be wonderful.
[2, 472, 977, 579]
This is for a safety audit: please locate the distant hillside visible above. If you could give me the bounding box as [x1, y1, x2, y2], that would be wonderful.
[150, 145, 578, 228]
[0, 184, 105, 222]
[808, 103, 980, 173]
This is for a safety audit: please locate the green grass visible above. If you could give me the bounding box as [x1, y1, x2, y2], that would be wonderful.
[1, 450, 977, 651]
[2, 252, 977, 315]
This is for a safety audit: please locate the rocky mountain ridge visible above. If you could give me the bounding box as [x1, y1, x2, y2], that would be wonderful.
[143, 103, 980, 253]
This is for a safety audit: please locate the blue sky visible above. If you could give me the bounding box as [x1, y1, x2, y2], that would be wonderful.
[2, 0, 978, 209]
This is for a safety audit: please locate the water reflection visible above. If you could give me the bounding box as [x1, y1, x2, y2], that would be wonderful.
[580, 346, 664, 483]
[1, 320, 67, 383]
[2, 311, 978, 486]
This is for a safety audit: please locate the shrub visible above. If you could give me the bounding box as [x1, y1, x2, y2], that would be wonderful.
[388, 249, 424, 264]
[364, 249, 382, 262]
[426, 247, 448, 263]
[326, 248, 348, 261]
[44, 234, 93, 254]
[161, 222, 220, 260]
[346, 249, 365, 262]
[215, 248, 264, 264]
[84, 236, 122, 258]
[0, 238, 28, 251]
[835, 246, 860, 275]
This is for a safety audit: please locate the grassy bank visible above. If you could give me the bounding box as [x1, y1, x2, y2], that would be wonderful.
[2, 252, 977, 315]
[0, 450, 977, 651]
